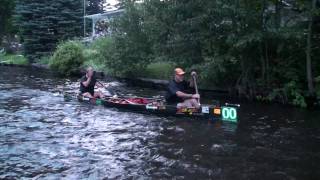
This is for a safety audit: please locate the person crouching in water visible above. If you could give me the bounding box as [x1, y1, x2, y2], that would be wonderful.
[80, 67, 105, 99]
[165, 68, 200, 108]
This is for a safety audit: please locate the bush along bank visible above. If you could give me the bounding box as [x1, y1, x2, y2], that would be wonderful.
[49, 40, 85, 76]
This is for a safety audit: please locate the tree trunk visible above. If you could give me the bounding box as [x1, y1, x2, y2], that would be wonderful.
[275, 0, 281, 28]
[265, 41, 269, 87]
[306, 0, 316, 95]
[260, 0, 267, 86]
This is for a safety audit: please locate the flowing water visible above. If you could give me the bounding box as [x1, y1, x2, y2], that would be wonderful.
[0, 66, 319, 180]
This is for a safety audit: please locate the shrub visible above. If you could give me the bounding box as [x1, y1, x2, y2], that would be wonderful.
[49, 41, 84, 76]
[267, 81, 307, 107]
[83, 37, 113, 74]
[144, 62, 176, 79]
[189, 55, 239, 90]
[84, 36, 151, 77]
[94, 37, 123, 76]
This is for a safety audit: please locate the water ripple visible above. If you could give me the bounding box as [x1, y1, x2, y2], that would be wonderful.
[0, 67, 319, 179]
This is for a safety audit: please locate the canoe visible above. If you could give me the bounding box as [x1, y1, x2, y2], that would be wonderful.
[64, 93, 239, 123]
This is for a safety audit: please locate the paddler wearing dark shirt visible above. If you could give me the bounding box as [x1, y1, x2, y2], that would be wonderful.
[80, 67, 105, 99]
[165, 68, 200, 109]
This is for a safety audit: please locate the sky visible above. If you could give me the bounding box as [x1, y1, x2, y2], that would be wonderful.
[103, 0, 119, 11]
[103, 0, 144, 11]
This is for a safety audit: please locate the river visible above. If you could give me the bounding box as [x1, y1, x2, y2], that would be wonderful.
[0, 66, 319, 179]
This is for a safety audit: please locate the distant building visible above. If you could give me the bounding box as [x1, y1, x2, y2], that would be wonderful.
[84, 9, 124, 41]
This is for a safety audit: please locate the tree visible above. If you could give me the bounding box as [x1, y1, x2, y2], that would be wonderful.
[15, 0, 83, 61]
[0, 0, 16, 44]
[305, 0, 317, 96]
[108, 0, 152, 76]
[87, 0, 104, 15]
[106, 0, 320, 106]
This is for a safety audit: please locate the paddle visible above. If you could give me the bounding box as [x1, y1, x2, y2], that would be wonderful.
[96, 79, 164, 101]
[191, 72, 200, 105]
[96, 79, 109, 90]
[96, 79, 118, 96]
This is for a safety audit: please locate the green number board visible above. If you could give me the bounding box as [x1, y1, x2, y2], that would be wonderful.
[221, 107, 238, 122]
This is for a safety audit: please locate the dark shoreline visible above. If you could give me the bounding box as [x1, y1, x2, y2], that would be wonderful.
[1, 63, 319, 108]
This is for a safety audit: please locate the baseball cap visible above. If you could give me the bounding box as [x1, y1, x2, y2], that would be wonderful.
[175, 68, 185, 75]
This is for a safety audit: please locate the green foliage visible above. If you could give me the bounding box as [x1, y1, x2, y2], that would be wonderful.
[87, 37, 114, 74]
[191, 55, 239, 89]
[105, 0, 319, 107]
[0, 0, 16, 42]
[0, 53, 28, 65]
[84, 36, 174, 79]
[108, 1, 152, 76]
[14, 0, 315, 107]
[82, 47, 110, 75]
[14, 0, 83, 61]
[285, 82, 307, 108]
[267, 81, 307, 107]
[49, 41, 84, 76]
[83, 58, 110, 74]
[35, 56, 51, 65]
[143, 62, 176, 80]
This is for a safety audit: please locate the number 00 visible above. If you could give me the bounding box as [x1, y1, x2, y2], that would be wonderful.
[222, 107, 237, 121]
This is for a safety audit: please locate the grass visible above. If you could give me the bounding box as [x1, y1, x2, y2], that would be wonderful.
[0, 54, 28, 65]
[35, 56, 51, 65]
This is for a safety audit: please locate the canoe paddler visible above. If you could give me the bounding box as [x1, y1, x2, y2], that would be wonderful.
[80, 67, 106, 99]
[165, 68, 200, 109]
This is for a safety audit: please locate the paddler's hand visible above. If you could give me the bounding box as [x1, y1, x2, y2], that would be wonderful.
[87, 70, 94, 78]
[191, 71, 197, 77]
[192, 94, 200, 99]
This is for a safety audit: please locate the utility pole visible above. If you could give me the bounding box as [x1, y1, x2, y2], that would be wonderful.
[83, 0, 86, 37]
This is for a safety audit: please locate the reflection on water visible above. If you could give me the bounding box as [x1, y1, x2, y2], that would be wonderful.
[0, 67, 319, 179]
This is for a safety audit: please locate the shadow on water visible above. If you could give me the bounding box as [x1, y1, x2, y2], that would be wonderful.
[0, 66, 319, 179]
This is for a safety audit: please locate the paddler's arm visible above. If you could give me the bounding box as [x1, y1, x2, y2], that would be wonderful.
[176, 91, 199, 99]
[179, 71, 200, 99]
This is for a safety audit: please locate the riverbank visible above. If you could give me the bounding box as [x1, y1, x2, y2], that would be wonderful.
[2, 63, 319, 108]
[7, 36, 316, 108]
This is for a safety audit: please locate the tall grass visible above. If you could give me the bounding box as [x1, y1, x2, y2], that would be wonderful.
[0, 54, 28, 65]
